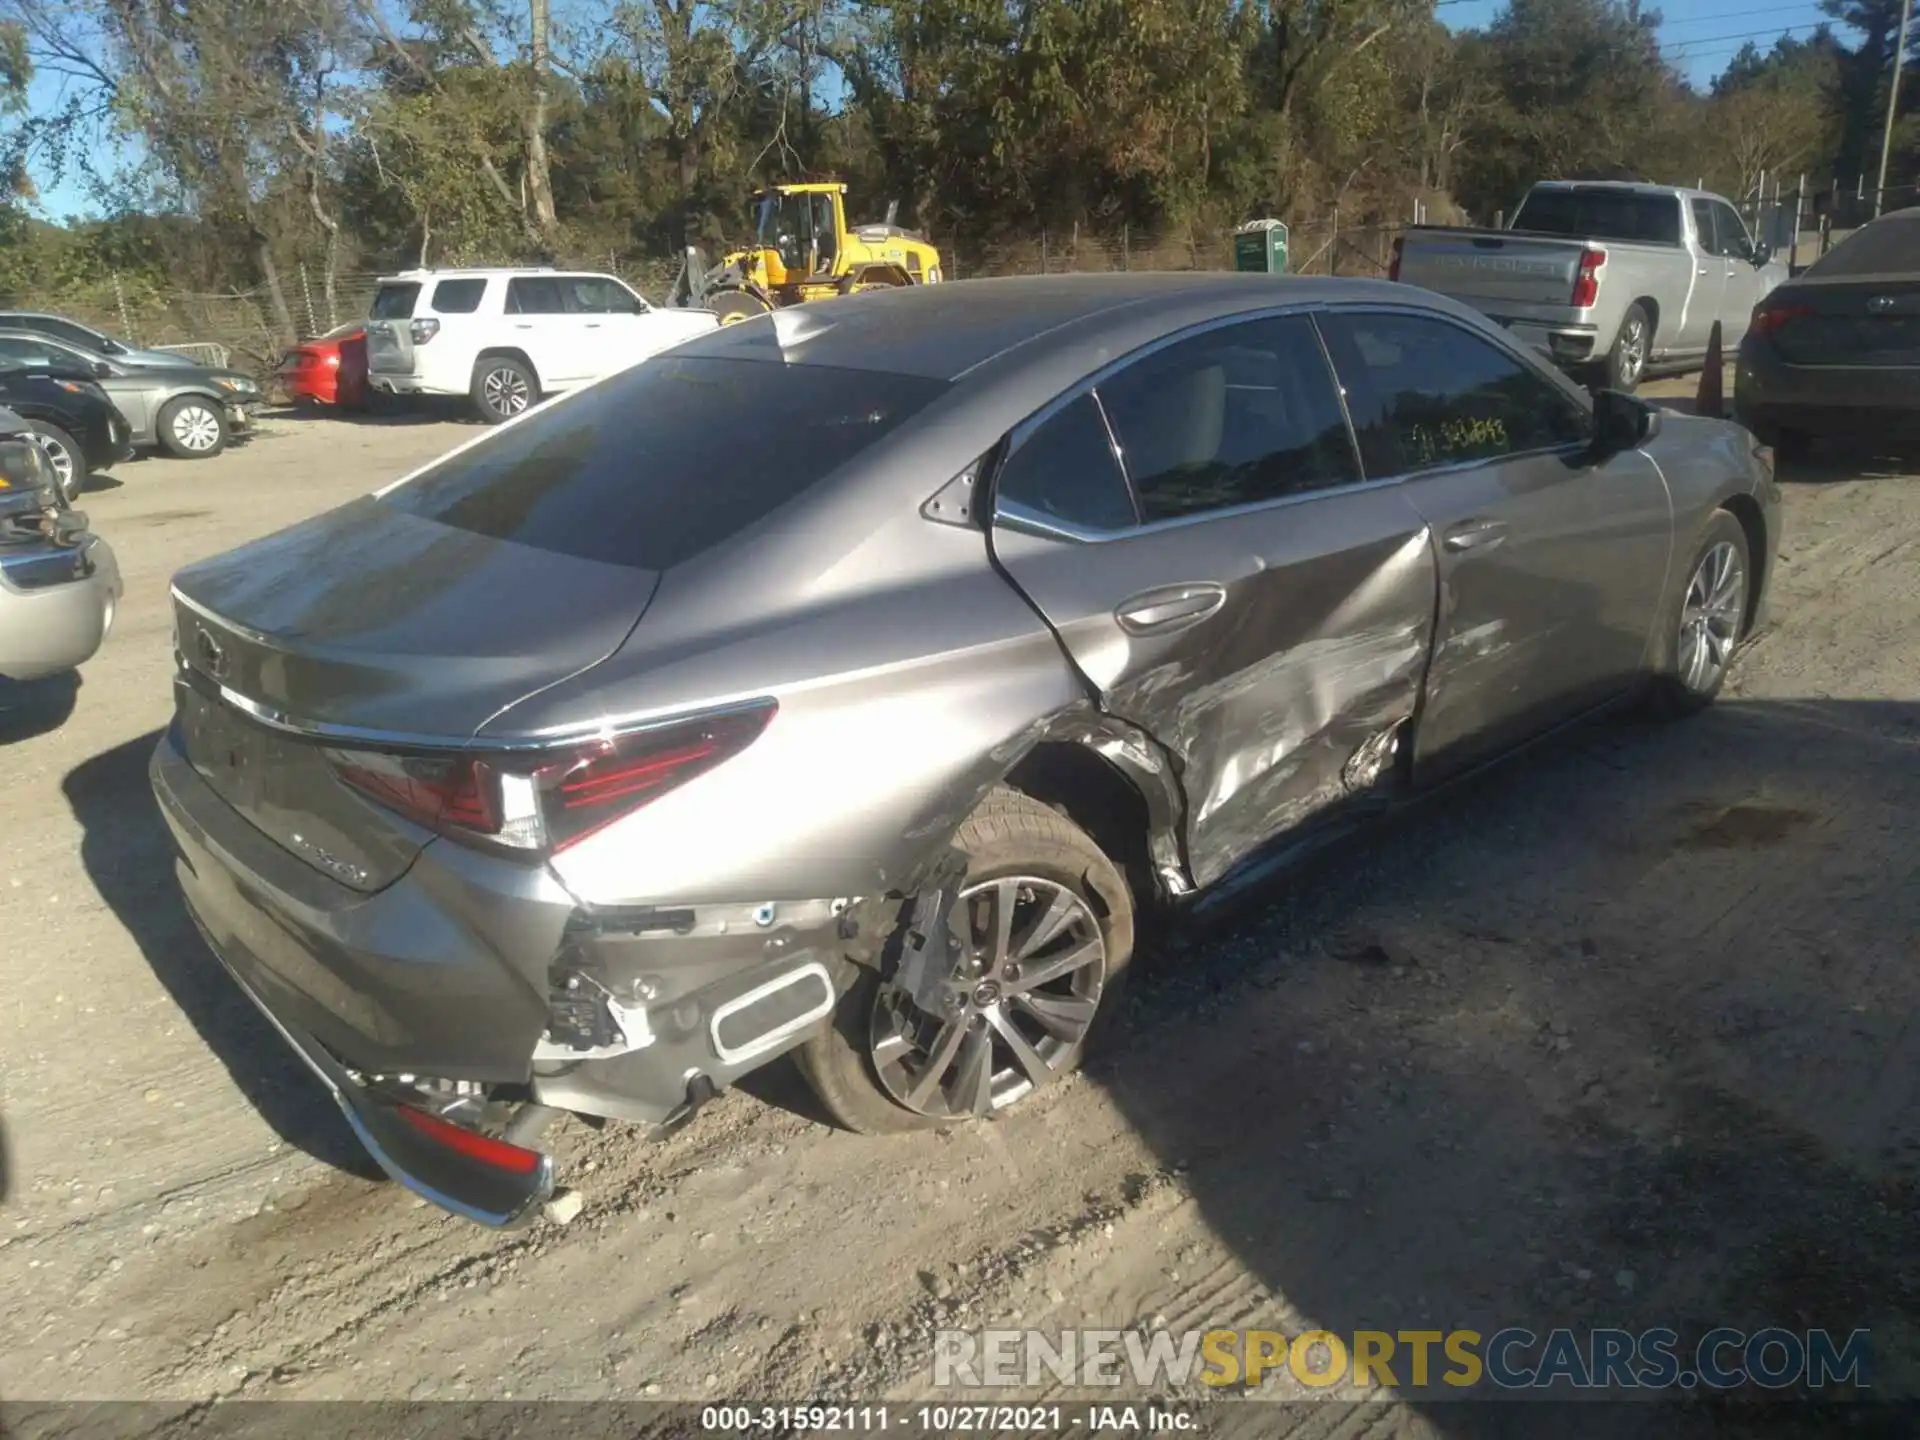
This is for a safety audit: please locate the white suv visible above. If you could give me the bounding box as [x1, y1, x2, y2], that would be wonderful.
[363, 268, 719, 423]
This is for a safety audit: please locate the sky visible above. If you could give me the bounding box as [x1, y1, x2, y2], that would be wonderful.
[20, 0, 1849, 223]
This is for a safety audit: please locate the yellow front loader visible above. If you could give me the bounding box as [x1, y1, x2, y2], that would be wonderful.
[672, 182, 945, 324]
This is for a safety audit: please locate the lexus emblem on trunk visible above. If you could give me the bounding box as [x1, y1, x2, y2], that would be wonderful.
[194, 625, 228, 678]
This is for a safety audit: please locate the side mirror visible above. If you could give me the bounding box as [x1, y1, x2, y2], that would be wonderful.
[1592, 388, 1659, 456]
[92, 360, 112, 378]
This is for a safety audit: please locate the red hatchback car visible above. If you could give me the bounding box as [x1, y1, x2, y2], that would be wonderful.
[276, 322, 368, 409]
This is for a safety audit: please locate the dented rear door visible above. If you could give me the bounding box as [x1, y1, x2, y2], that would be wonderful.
[987, 311, 1439, 890]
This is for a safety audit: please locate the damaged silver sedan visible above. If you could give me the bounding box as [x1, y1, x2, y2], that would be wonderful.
[150, 274, 1780, 1225]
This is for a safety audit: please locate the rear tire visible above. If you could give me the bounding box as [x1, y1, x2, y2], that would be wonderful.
[24, 420, 86, 503]
[1605, 302, 1652, 392]
[795, 787, 1135, 1135]
[471, 356, 538, 424]
[157, 397, 228, 459]
[1641, 509, 1751, 718]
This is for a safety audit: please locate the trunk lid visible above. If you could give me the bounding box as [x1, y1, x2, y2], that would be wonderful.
[169, 495, 658, 890]
[1768, 277, 1920, 368]
[1395, 231, 1588, 309]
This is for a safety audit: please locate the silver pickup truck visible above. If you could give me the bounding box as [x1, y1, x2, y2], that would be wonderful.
[1391, 181, 1788, 391]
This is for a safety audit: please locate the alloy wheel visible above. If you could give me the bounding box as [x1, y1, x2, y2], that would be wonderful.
[172, 404, 222, 453]
[1618, 318, 1647, 386]
[869, 875, 1106, 1120]
[482, 367, 530, 418]
[1677, 539, 1746, 692]
[35, 435, 76, 501]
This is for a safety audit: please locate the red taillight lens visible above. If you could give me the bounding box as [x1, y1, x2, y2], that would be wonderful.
[1571, 247, 1606, 308]
[325, 702, 776, 856]
[1388, 236, 1404, 282]
[1750, 303, 1811, 337]
[395, 1105, 542, 1174]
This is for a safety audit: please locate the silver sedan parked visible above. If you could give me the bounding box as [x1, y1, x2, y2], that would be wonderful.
[0, 409, 121, 682]
[0, 329, 260, 459]
[151, 274, 1780, 1226]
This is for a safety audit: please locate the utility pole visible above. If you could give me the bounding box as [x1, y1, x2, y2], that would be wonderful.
[1874, 0, 1914, 216]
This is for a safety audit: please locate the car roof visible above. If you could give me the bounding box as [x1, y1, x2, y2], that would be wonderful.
[676, 272, 1442, 381]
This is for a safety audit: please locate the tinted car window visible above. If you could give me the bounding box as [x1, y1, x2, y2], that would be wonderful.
[1512, 189, 1682, 245]
[1096, 314, 1357, 521]
[1323, 311, 1592, 475]
[564, 277, 642, 314]
[994, 394, 1136, 532]
[505, 277, 567, 315]
[369, 283, 421, 320]
[1, 316, 105, 352]
[1806, 213, 1919, 275]
[380, 356, 949, 571]
[0, 336, 66, 367]
[431, 279, 487, 314]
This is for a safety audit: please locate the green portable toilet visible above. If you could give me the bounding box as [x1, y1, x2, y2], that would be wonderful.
[1234, 219, 1289, 274]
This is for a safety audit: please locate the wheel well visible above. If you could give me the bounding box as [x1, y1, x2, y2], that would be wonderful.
[473, 348, 538, 387]
[1720, 493, 1768, 633]
[1633, 297, 1660, 340]
[1004, 742, 1159, 914]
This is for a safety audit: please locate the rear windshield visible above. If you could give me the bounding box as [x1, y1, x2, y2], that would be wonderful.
[1512, 189, 1682, 245]
[379, 355, 950, 570]
[369, 283, 422, 320]
[1806, 215, 1919, 276]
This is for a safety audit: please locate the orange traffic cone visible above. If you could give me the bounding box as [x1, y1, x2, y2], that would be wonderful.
[1694, 320, 1724, 418]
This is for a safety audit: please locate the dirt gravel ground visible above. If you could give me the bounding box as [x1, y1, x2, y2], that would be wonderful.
[3, 389, 1919, 1434]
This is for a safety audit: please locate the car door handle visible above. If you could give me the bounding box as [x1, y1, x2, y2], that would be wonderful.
[1115, 583, 1227, 635]
[513, 323, 534, 330]
[1442, 519, 1508, 553]
[584, 322, 602, 329]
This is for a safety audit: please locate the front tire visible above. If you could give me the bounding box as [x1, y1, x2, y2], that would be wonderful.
[24, 421, 86, 503]
[471, 356, 538, 424]
[157, 397, 228, 458]
[796, 787, 1135, 1134]
[1606, 302, 1652, 392]
[1643, 509, 1751, 718]
[707, 290, 774, 326]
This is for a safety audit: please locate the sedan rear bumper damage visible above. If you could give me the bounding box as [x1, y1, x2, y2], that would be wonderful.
[151, 726, 870, 1223]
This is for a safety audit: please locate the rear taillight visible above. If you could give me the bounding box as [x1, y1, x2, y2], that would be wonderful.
[410, 318, 441, 345]
[1388, 236, 1404, 282]
[1571, 248, 1606, 308]
[1749, 302, 1812, 337]
[325, 702, 776, 856]
[396, 1105, 542, 1174]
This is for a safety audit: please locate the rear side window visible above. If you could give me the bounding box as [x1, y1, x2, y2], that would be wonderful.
[1513, 189, 1682, 245]
[380, 356, 949, 570]
[1096, 314, 1358, 521]
[369, 283, 421, 320]
[505, 277, 567, 315]
[1807, 214, 1918, 275]
[562, 277, 642, 314]
[994, 394, 1137, 532]
[431, 278, 487, 314]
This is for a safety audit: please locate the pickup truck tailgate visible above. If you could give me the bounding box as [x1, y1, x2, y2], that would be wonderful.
[1396, 234, 1583, 308]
